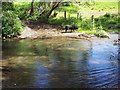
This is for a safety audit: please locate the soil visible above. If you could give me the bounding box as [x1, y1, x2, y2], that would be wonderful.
[17, 20, 63, 39]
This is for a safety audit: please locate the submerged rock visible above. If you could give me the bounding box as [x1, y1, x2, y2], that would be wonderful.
[113, 39, 120, 45]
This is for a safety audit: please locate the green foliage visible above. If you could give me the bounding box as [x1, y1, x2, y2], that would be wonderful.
[14, 2, 31, 19]
[60, 3, 80, 13]
[2, 11, 23, 38]
[106, 19, 117, 24]
[80, 20, 92, 30]
[85, 30, 96, 34]
[62, 2, 72, 6]
[38, 15, 49, 23]
[2, 2, 15, 11]
[27, 14, 39, 21]
[80, 30, 110, 38]
[49, 15, 94, 31]
[2, 1, 118, 38]
[94, 13, 119, 32]
[49, 16, 83, 29]
[88, 2, 117, 11]
[104, 13, 111, 17]
[94, 30, 110, 38]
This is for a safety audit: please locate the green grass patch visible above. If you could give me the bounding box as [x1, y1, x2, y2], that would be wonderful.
[94, 30, 110, 38]
[59, 4, 80, 13]
[78, 29, 110, 38]
[80, 2, 118, 11]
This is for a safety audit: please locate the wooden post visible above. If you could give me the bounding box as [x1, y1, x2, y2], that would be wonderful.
[68, 14, 70, 24]
[77, 13, 79, 19]
[91, 15, 94, 30]
[64, 11, 66, 21]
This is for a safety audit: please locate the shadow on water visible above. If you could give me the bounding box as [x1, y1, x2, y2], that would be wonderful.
[2, 35, 120, 88]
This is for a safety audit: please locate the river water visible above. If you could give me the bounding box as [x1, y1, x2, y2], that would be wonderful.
[2, 34, 120, 88]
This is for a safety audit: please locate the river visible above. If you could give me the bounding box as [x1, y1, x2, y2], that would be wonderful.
[2, 34, 120, 88]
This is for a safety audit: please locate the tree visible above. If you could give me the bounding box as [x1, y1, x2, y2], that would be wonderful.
[30, 0, 34, 15]
[38, 2, 62, 19]
[118, 1, 120, 41]
[46, 2, 62, 18]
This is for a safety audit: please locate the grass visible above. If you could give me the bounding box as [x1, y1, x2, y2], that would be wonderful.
[49, 11, 119, 38]
[78, 29, 110, 38]
[59, 5, 80, 14]
[80, 2, 118, 11]
[55, 2, 118, 19]
[49, 16, 83, 27]
[94, 30, 110, 38]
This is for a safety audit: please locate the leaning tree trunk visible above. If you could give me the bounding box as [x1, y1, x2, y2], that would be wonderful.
[46, 2, 61, 19]
[30, 0, 34, 15]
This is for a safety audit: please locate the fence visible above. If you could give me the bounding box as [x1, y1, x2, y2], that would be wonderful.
[63, 11, 94, 29]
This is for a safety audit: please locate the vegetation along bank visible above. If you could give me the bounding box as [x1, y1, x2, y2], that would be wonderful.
[1, 1, 120, 39]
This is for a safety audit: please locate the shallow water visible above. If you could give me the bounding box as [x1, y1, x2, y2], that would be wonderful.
[2, 35, 120, 88]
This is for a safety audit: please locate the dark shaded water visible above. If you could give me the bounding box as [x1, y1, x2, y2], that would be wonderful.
[2, 35, 120, 88]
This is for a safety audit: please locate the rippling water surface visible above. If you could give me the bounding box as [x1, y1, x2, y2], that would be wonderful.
[2, 35, 120, 88]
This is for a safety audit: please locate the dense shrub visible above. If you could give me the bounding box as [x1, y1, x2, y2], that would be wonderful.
[2, 11, 23, 38]
[14, 2, 31, 19]
[2, 2, 14, 11]
[94, 13, 119, 32]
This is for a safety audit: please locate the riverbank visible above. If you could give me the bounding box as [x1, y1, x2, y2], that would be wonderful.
[16, 20, 62, 39]
[15, 20, 99, 39]
[4, 20, 119, 45]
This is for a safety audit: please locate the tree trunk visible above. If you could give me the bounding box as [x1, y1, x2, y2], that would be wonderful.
[46, 2, 61, 19]
[30, 0, 34, 15]
[91, 15, 94, 30]
[118, 1, 120, 16]
[64, 11, 66, 20]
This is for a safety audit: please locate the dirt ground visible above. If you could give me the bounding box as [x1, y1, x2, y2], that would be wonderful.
[17, 8, 118, 39]
[18, 20, 90, 39]
[17, 20, 64, 39]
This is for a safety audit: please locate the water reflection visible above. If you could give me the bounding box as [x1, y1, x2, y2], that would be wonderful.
[118, 44, 120, 88]
[2, 36, 119, 88]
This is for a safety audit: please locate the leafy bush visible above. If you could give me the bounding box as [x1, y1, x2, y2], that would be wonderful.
[80, 20, 92, 30]
[13, 2, 31, 19]
[106, 19, 117, 24]
[2, 11, 23, 38]
[2, 2, 15, 11]
[94, 13, 119, 33]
